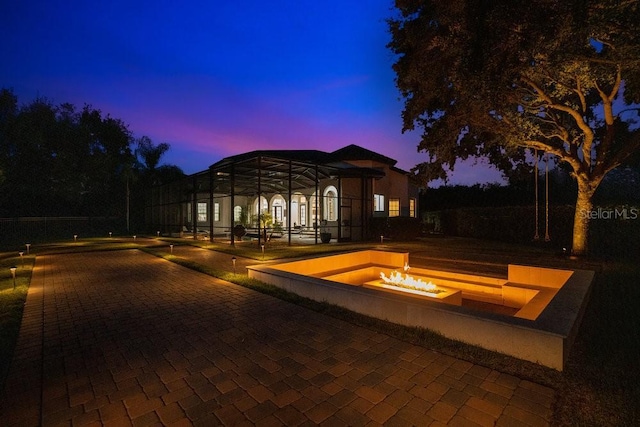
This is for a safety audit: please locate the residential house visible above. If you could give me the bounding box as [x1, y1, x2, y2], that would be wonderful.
[146, 144, 419, 244]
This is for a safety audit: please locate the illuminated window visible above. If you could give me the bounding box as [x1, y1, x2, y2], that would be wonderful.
[197, 202, 207, 222]
[234, 206, 242, 222]
[324, 186, 337, 221]
[300, 204, 306, 226]
[214, 203, 220, 222]
[409, 198, 416, 218]
[374, 194, 385, 212]
[389, 199, 400, 217]
[273, 205, 283, 223]
[310, 194, 317, 224]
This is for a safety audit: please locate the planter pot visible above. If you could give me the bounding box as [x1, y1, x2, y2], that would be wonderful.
[233, 224, 247, 239]
[320, 232, 332, 243]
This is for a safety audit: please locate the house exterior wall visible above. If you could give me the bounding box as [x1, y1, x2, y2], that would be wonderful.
[343, 159, 416, 219]
[147, 147, 419, 241]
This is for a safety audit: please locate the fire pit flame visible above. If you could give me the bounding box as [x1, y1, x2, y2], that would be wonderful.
[380, 271, 440, 293]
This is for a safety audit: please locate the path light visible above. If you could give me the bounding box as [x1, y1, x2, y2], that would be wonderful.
[109, 232, 112, 238]
[170, 244, 174, 254]
[232, 256, 237, 274]
[74, 234, 78, 242]
[380, 235, 384, 244]
[19, 251, 24, 267]
[25, 243, 31, 254]
[261, 244, 265, 260]
[157, 231, 160, 237]
[133, 235, 137, 241]
[10, 266, 16, 290]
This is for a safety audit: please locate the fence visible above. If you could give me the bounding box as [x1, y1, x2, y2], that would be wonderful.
[424, 205, 640, 259]
[0, 217, 125, 249]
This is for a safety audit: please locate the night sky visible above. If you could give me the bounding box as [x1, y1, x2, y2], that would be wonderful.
[1, 1, 503, 185]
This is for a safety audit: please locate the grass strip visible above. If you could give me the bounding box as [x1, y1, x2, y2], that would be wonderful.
[0, 255, 35, 388]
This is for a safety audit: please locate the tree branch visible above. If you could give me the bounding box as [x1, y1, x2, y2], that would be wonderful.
[594, 66, 623, 175]
[575, 78, 587, 113]
[521, 139, 583, 174]
[600, 132, 640, 177]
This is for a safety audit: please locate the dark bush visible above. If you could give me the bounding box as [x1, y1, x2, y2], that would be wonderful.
[369, 217, 421, 241]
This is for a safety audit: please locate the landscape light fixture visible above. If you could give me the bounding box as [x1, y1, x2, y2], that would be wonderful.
[133, 235, 137, 241]
[261, 244, 265, 260]
[157, 231, 160, 237]
[74, 234, 78, 242]
[10, 266, 17, 290]
[232, 256, 237, 274]
[19, 251, 24, 267]
[380, 235, 384, 244]
[170, 244, 174, 254]
[109, 232, 112, 238]
[25, 243, 31, 254]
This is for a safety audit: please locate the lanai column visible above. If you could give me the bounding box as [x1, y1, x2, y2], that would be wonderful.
[315, 164, 319, 244]
[337, 174, 342, 242]
[209, 168, 214, 242]
[230, 164, 235, 246]
[191, 174, 197, 240]
[288, 160, 292, 246]
[257, 156, 262, 247]
[360, 174, 366, 241]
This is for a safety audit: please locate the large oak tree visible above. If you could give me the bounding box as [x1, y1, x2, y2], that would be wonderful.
[388, 0, 640, 255]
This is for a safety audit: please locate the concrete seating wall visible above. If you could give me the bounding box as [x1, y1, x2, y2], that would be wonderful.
[271, 250, 407, 277]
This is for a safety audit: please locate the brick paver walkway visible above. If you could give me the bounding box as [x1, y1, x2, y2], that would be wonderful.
[0, 249, 554, 426]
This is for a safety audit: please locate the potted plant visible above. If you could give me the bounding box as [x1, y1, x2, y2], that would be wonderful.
[319, 220, 331, 243]
[233, 224, 246, 239]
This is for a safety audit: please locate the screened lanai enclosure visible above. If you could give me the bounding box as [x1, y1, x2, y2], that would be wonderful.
[146, 145, 419, 245]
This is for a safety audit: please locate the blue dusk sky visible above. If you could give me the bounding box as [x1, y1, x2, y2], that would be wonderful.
[1, 0, 504, 185]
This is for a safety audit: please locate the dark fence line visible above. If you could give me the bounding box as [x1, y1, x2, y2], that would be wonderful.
[424, 205, 640, 259]
[0, 217, 125, 249]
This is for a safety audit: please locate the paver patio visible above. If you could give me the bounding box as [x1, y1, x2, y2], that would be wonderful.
[0, 248, 554, 426]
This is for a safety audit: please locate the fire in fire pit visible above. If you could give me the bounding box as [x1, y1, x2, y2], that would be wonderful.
[379, 271, 444, 294]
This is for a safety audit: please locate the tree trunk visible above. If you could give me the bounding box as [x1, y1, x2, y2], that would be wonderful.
[571, 179, 596, 256]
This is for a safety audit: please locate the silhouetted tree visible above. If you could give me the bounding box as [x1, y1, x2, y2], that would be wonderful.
[129, 136, 184, 232]
[0, 90, 185, 225]
[389, 0, 640, 255]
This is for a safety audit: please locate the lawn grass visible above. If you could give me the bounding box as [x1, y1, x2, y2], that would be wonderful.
[0, 235, 638, 425]
[553, 262, 640, 425]
[0, 255, 34, 387]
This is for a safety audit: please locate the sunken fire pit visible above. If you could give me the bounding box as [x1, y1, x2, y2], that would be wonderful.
[247, 250, 593, 370]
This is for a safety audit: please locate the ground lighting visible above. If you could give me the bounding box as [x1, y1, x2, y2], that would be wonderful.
[10, 266, 17, 290]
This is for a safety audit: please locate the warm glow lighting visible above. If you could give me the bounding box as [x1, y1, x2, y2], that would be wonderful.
[19, 251, 24, 267]
[109, 232, 112, 238]
[379, 271, 442, 294]
[170, 244, 174, 254]
[232, 256, 237, 274]
[74, 234, 78, 242]
[25, 243, 31, 254]
[10, 266, 17, 290]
